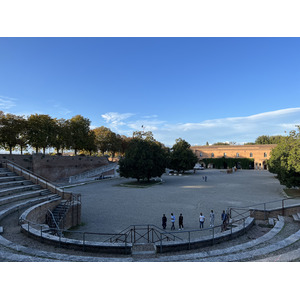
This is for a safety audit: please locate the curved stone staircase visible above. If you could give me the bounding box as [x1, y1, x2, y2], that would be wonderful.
[1, 166, 300, 262]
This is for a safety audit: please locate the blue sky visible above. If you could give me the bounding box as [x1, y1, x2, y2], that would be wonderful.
[1, 37, 300, 147]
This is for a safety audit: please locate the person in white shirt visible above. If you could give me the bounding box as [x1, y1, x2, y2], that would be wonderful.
[171, 213, 175, 230]
[199, 212, 205, 228]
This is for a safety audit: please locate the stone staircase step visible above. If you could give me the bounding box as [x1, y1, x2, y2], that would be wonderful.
[0, 189, 51, 206]
[0, 180, 33, 189]
[131, 243, 157, 257]
[292, 213, 300, 222]
[0, 176, 24, 183]
[0, 172, 16, 177]
[0, 184, 41, 197]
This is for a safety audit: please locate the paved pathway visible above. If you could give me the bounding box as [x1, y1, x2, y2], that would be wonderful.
[67, 169, 288, 237]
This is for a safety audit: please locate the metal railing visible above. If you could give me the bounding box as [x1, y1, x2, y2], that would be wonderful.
[104, 224, 184, 244]
[229, 197, 300, 221]
[1, 159, 81, 205]
[21, 218, 130, 253]
[46, 209, 62, 236]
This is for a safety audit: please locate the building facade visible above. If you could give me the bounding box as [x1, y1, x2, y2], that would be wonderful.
[191, 144, 277, 170]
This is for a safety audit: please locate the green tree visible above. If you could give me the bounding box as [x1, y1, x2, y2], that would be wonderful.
[268, 126, 300, 188]
[69, 115, 91, 155]
[168, 138, 198, 173]
[84, 130, 97, 155]
[119, 138, 167, 182]
[0, 112, 26, 154]
[93, 126, 122, 156]
[50, 118, 71, 154]
[133, 130, 155, 142]
[255, 135, 285, 144]
[16, 118, 29, 155]
[27, 114, 57, 154]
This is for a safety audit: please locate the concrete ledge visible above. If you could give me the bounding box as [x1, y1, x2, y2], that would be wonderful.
[155, 217, 255, 253]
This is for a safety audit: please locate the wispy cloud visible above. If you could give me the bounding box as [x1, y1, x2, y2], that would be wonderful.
[100, 108, 300, 146]
[101, 112, 135, 128]
[53, 104, 72, 116]
[0, 95, 16, 110]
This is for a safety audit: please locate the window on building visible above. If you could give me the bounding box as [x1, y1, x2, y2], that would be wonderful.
[199, 152, 203, 157]
[250, 152, 253, 157]
[264, 152, 267, 157]
[211, 153, 214, 158]
[236, 153, 239, 157]
[224, 153, 226, 157]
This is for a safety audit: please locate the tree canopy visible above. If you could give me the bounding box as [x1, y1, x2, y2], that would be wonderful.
[168, 138, 198, 173]
[268, 126, 300, 188]
[118, 135, 167, 182]
[0, 112, 26, 154]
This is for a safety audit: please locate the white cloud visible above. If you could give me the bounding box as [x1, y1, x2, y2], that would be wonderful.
[0, 96, 16, 110]
[101, 112, 135, 127]
[100, 108, 300, 146]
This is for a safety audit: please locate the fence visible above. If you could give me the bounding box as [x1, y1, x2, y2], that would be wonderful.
[229, 197, 300, 221]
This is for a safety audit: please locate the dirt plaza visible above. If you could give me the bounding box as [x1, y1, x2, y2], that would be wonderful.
[67, 169, 286, 236]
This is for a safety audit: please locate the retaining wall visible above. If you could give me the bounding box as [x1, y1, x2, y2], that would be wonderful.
[250, 204, 300, 220]
[0, 154, 109, 182]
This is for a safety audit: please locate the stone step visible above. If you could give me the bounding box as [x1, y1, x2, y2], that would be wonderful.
[0, 172, 16, 177]
[292, 213, 300, 222]
[0, 184, 41, 197]
[0, 176, 24, 183]
[0, 189, 51, 206]
[131, 243, 157, 257]
[0, 180, 33, 189]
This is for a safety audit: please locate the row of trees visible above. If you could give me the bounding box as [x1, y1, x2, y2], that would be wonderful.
[0, 112, 198, 182]
[0, 111, 131, 156]
[119, 133, 198, 182]
[268, 126, 300, 188]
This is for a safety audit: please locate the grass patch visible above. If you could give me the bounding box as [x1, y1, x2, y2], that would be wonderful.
[118, 179, 163, 188]
[258, 223, 274, 228]
[284, 188, 300, 198]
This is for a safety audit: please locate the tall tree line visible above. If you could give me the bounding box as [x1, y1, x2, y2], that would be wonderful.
[0, 111, 129, 156]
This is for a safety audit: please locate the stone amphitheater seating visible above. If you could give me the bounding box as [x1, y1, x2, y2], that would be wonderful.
[1, 165, 300, 262]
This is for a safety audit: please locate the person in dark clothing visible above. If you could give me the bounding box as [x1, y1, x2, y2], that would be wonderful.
[162, 214, 167, 229]
[179, 213, 184, 230]
[221, 210, 227, 231]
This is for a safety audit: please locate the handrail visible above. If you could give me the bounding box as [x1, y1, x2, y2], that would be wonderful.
[1, 159, 81, 204]
[104, 224, 184, 243]
[47, 209, 62, 236]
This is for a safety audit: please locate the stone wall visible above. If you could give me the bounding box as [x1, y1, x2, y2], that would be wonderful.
[26, 199, 61, 224]
[0, 154, 109, 182]
[250, 204, 300, 220]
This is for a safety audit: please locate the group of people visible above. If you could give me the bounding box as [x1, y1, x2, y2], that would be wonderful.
[162, 209, 229, 231]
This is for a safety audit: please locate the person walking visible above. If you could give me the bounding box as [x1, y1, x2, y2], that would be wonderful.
[209, 209, 215, 227]
[162, 214, 167, 230]
[199, 212, 205, 228]
[171, 213, 175, 230]
[179, 213, 184, 230]
[221, 210, 227, 231]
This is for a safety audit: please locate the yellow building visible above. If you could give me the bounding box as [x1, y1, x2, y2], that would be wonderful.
[191, 144, 277, 170]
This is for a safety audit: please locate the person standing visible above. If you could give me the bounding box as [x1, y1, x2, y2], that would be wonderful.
[171, 213, 175, 230]
[199, 212, 205, 228]
[221, 210, 227, 231]
[179, 213, 184, 230]
[209, 210, 215, 227]
[162, 214, 167, 230]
